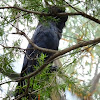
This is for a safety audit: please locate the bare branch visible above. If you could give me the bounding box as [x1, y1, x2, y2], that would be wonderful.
[0, 80, 15, 86]
[89, 60, 100, 97]
[0, 44, 25, 50]
[0, 43, 35, 51]
[12, 32, 57, 53]
[16, 37, 100, 81]
[90, 73, 100, 95]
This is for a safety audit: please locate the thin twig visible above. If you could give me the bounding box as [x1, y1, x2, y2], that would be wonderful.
[0, 80, 15, 86]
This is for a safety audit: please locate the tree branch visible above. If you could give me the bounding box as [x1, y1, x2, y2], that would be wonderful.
[16, 37, 100, 82]
[12, 32, 57, 53]
[90, 73, 100, 94]
[0, 6, 49, 15]
[89, 62, 100, 98]
[0, 44, 37, 51]
[65, 1, 100, 24]
[0, 6, 81, 16]
[0, 6, 100, 24]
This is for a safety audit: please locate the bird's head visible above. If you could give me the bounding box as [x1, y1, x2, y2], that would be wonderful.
[48, 6, 68, 31]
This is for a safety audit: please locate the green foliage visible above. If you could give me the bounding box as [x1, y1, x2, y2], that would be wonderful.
[0, 39, 21, 77]
[19, 0, 43, 11]
[16, 53, 54, 99]
[0, 55, 14, 82]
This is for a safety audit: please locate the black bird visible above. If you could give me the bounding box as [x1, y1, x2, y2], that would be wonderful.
[15, 6, 68, 99]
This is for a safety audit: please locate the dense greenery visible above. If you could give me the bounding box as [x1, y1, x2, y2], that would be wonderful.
[0, 0, 100, 100]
